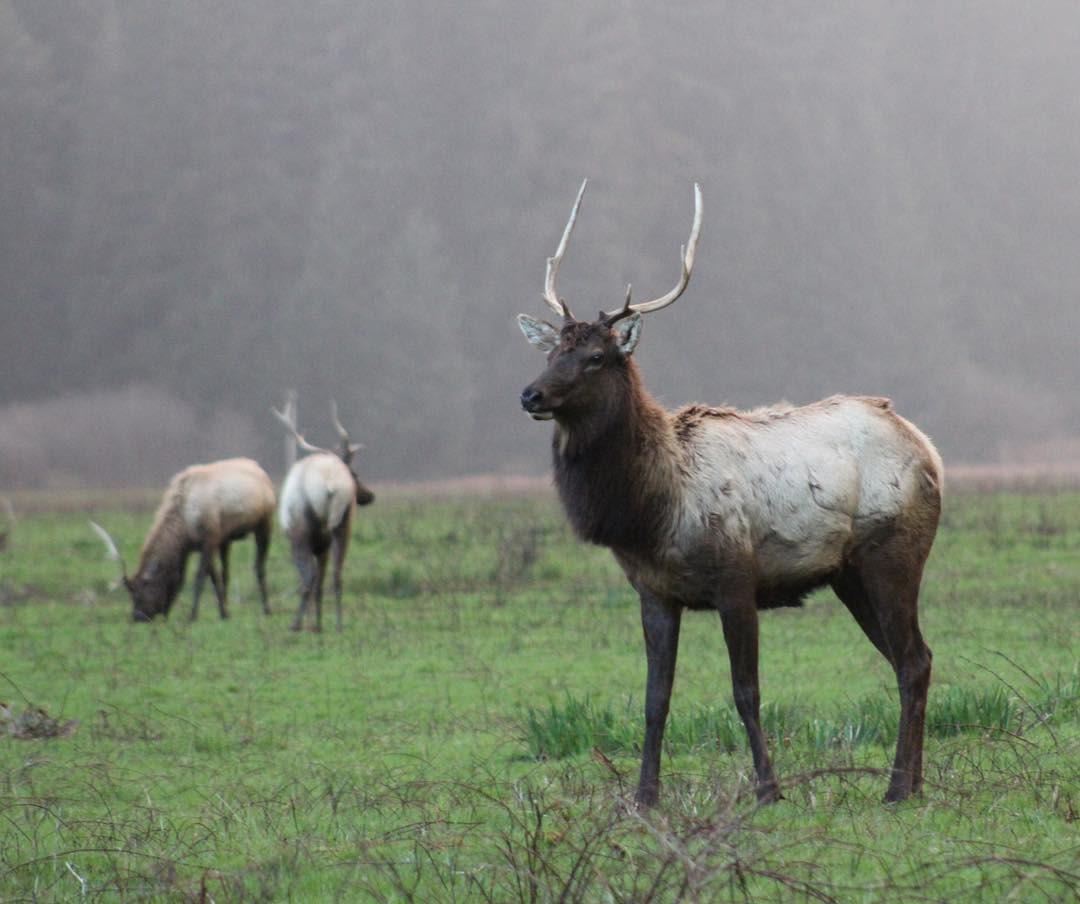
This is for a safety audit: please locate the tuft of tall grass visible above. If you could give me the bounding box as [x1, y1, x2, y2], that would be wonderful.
[926, 684, 1018, 736]
[521, 675, 1077, 761]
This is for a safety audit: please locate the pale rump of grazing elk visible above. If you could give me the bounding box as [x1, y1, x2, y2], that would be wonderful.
[518, 181, 943, 807]
[91, 458, 275, 621]
[273, 403, 374, 632]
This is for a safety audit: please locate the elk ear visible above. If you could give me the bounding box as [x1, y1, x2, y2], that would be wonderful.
[614, 313, 643, 356]
[517, 314, 559, 352]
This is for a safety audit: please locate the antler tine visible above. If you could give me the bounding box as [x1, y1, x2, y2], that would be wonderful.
[601, 284, 634, 326]
[329, 400, 364, 455]
[543, 178, 587, 321]
[271, 406, 332, 456]
[603, 183, 703, 321]
[89, 520, 128, 583]
[329, 400, 350, 443]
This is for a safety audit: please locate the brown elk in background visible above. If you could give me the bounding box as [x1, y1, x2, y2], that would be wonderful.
[91, 458, 275, 621]
[273, 402, 374, 632]
[518, 181, 942, 806]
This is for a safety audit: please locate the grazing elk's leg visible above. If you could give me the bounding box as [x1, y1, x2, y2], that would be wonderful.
[313, 549, 329, 633]
[191, 553, 209, 621]
[204, 547, 228, 619]
[291, 542, 317, 631]
[859, 556, 933, 802]
[636, 592, 682, 808]
[219, 542, 231, 615]
[330, 524, 349, 632]
[719, 603, 781, 803]
[254, 523, 271, 614]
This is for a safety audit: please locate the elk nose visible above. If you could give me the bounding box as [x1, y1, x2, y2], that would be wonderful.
[520, 385, 544, 412]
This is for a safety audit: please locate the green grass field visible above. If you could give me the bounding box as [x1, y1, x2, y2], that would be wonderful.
[0, 488, 1077, 901]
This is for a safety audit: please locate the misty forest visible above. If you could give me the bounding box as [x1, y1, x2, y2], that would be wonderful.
[2, 1, 1079, 486]
[3, 4, 1080, 901]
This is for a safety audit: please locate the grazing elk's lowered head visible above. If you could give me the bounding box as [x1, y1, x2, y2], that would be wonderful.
[519, 180, 702, 436]
[91, 458, 276, 622]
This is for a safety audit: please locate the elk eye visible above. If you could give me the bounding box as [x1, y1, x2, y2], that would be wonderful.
[586, 352, 604, 368]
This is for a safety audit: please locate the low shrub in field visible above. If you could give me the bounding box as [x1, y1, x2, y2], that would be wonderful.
[521, 674, 1077, 760]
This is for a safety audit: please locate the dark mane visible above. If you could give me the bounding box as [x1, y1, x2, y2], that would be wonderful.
[552, 359, 677, 553]
[137, 477, 191, 576]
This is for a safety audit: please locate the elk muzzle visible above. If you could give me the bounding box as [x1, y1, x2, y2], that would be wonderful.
[520, 384, 554, 420]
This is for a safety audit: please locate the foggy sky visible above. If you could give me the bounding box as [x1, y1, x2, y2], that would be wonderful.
[2, 1, 1079, 487]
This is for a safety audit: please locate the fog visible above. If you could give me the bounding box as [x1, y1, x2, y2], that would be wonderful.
[2, 1, 1078, 488]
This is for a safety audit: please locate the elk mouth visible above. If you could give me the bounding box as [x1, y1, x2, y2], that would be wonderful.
[520, 385, 557, 420]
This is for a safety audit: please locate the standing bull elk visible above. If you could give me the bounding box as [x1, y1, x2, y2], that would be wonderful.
[518, 181, 942, 806]
[91, 458, 275, 621]
[273, 402, 374, 632]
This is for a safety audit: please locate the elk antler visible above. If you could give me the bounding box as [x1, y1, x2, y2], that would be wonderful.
[543, 179, 588, 322]
[89, 520, 128, 586]
[272, 406, 334, 456]
[603, 183, 702, 325]
[329, 400, 363, 456]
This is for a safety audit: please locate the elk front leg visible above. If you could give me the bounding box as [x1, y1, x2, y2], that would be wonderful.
[191, 553, 208, 621]
[636, 592, 682, 808]
[205, 548, 228, 619]
[719, 604, 780, 802]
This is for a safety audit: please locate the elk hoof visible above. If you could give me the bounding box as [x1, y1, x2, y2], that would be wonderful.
[884, 771, 914, 803]
[634, 785, 659, 809]
[756, 782, 783, 804]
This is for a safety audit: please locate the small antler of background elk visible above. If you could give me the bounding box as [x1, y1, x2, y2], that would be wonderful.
[272, 404, 335, 456]
[330, 400, 363, 459]
[88, 520, 128, 587]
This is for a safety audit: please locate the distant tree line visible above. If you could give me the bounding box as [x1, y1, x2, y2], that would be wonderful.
[2, 1, 1077, 485]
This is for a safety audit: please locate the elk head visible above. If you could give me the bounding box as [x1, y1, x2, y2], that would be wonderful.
[89, 520, 162, 621]
[518, 180, 702, 424]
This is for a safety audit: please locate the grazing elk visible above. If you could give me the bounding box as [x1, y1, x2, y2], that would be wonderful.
[91, 458, 275, 621]
[272, 402, 374, 632]
[518, 181, 942, 806]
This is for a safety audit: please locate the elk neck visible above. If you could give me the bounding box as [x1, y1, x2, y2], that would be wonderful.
[136, 488, 191, 582]
[552, 358, 679, 554]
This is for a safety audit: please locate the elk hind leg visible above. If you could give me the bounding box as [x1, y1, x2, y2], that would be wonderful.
[313, 549, 329, 634]
[856, 556, 933, 802]
[291, 541, 318, 631]
[254, 521, 271, 614]
[329, 519, 351, 632]
[831, 569, 894, 666]
[720, 601, 781, 803]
